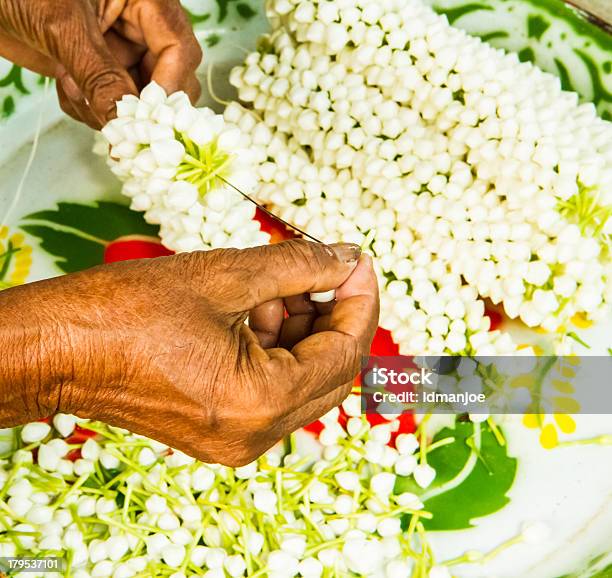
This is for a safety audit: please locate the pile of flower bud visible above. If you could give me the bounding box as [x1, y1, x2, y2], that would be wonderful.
[100, 82, 270, 252]
[225, 0, 612, 354]
[0, 403, 551, 577]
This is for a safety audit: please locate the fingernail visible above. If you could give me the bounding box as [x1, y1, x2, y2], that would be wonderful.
[330, 243, 361, 264]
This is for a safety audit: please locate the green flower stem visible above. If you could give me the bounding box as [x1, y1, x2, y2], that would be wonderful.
[69, 505, 86, 535]
[426, 436, 455, 453]
[0, 461, 26, 500]
[417, 414, 432, 464]
[180, 527, 202, 574]
[0, 500, 26, 525]
[79, 514, 164, 537]
[556, 434, 612, 447]
[487, 418, 506, 446]
[54, 473, 90, 507]
[304, 536, 345, 557]
[479, 535, 523, 564]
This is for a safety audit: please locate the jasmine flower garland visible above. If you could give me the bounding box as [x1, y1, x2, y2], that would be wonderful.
[100, 82, 270, 253]
[227, 0, 611, 355]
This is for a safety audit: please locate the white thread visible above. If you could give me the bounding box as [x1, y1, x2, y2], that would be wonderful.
[0, 76, 50, 230]
[207, 61, 232, 107]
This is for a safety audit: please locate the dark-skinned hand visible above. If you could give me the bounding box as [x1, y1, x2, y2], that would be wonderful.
[0, 0, 202, 127]
[0, 241, 379, 466]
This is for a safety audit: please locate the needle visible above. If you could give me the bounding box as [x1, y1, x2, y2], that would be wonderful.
[218, 176, 323, 244]
[218, 176, 336, 303]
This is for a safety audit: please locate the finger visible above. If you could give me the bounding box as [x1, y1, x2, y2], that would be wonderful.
[218, 240, 361, 312]
[285, 294, 315, 316]
[331, 254, 380, 352]
[184, 73, 202, 104]
[314, 299, 336, 317]
[0, 32, 57, 76]
[57, 79, 104, 128]
[286, 254, 379, 401]
[279, 314, 316, 350]
[141, 50, 202, 103]
[312, 314, 332, 334]
[52, 4, 137, 126]
[248, 299, 284, 348]
[55, 82, 85, 124]
[280, 294, 318, 348]
[121, 0, 203, 97]
[104, 29, 146, 71]
[97, 0, 127, 32]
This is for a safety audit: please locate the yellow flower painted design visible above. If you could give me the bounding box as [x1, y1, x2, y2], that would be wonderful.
[0, 226, 32, 288]
[519, 356, 580, 449]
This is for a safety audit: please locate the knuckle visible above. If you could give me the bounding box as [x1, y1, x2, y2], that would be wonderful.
[83, 67, 126, 100]
[274, 240, 330, 279]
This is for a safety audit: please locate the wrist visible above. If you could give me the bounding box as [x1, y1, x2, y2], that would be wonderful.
[0, 283, 67, 424]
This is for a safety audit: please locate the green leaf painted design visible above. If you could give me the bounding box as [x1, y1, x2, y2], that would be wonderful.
[207, 34, 222, 47]
[184, 7, 211, 24]
[428, 0, 612, 118]
[395, 420, 517, 531]
[216, 0, 237, 22]
[215, 0, 258, 23]
[443, 3, 493, 25]
[586, 568, 612, 578]
[19, 225, 105, 273]
[0, 65, 30, 94]
[556, 552, 612, 578]
[236, 2, 257, 20]
[24, 202, 158, 241]
[0, 239, 21, 286]
[528, 14, 551, 40]
[21, 201, 159, 273]
[2, 96, 15, 118]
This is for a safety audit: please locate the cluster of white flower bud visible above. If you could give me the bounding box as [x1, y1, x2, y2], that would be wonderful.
[0, 403, 483, 577]
[100, 82, 270, 253]
[227, 0, 611, 353]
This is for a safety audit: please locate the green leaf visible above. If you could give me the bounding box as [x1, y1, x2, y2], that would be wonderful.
[395, 420, 517, 531]
[582, 565, 612, 578]
[556, 552, 612, 578]
[21, 201, 160, 273]
[207, 34, 221, 47]
[236, 2, 257, 20]
[20, 225, 105, 273]
[0, 64, 30, 94]
[24, 201, 159, 241]
[2, 95, 15, 118]
[184, 7, 211, 24]
[215, 0, 237, 22]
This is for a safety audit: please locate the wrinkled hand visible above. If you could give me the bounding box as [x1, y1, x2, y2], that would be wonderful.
[0, 241, 379, 466]
[0, 0, 202, 127]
